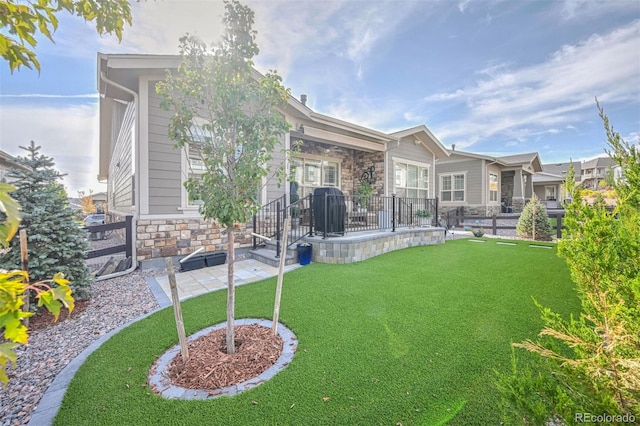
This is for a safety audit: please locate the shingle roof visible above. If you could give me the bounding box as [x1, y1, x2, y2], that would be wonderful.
[541, 161, 580, 177]
[497, 153, 539, 165]
[581, 156, 615, 170]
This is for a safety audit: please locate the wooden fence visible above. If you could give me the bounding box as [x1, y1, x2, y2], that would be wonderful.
[448, 210, 566, 239]
[84, 215, 133, 259]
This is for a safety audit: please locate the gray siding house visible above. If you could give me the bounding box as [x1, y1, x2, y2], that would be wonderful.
[97, 54, 449, 265]
[434, 150, 542, 215]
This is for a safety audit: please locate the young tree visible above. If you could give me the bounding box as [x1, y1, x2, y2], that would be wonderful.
[1, 0, 132, 72]
[516, 193, 553, 241]
[156, 1, 291, 354]
[498, 104, 640, 422]
[0, 141, 92, 298]
[0, 184, 74, 385]
[77, 190, 96, 216]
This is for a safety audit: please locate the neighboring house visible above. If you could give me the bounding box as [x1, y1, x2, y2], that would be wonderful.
[578, 157, 615, 190]
[533, 158, 615, 208]
[0, 149, 28, 183]
[532, 161, 580, 209]
[434, 150, 542, 216]
[97, 54, 449, 264]
[612, 164, 626, 184]
[92, 191, 108, 213]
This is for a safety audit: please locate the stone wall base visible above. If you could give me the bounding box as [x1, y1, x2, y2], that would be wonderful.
[135, 218, 253, 262]
[439, 205, 502, 218]
[305, 227, 444, 264]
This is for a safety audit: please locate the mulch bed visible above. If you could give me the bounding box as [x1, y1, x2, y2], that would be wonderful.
[167, 325, 283, 391]
[27, 299, 89, 332]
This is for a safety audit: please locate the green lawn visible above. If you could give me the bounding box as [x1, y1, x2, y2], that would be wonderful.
[56, 239, 579, 425]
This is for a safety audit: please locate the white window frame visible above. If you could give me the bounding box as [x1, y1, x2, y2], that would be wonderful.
[489, 172, 499, 203]
[392, 158, 430, 199]
[180, 141, 206, 210]
[291, 154, 341, 197]
[545, 185, 556, 201]
[439, 172, 466, 203]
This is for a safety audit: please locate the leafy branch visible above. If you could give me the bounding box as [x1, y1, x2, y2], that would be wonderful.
[1, 0, 132, 72]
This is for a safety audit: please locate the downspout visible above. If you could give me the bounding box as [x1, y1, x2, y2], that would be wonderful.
[98, 71, 139, 280]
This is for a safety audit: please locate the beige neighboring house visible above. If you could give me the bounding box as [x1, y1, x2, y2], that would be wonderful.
[533, 157, 616, 208]
[92, 191, 108, 212]
[0, 150, 29, 183]
[97, 53, 450, 265]
[434, 150, 542, 216]
[578, 157, 615, 190]
[533, 161, 580, 209]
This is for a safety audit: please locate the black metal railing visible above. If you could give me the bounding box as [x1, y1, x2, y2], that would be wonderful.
[252, 195, 286, 251]
[253, 193, 439, 257]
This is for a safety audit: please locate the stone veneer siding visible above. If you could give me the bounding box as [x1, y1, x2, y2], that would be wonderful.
[304, 227, 444, 264]
[439, 205, 502, 218]
[299, 140, 384, 196]
[135, 219, 254, 261]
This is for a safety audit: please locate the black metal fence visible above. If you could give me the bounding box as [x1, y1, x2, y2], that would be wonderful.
[252, 193, 439, 257]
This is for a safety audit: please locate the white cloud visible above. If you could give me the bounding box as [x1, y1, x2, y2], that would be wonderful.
[458, 0, 471, 13]
[251, 1, 425, 80]
[323, 96, 409, 132]
[0, 102, 104, 195]
[559, 0, 638, 21]
[423, 20, 640, 148]
[46, 1, 228, 58]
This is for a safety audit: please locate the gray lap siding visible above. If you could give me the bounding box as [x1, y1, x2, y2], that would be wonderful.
[147, 84, 182, 215]
[109, 101, 135, 213]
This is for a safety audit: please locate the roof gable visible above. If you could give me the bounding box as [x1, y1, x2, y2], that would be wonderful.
[389, 125, 449, 159]
[497, 152, 542, 172]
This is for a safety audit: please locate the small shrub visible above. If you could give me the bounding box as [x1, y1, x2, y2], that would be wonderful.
[516, 194, 552, 241]
[580, 188, 597, 197]
[0, 142, 92, 298]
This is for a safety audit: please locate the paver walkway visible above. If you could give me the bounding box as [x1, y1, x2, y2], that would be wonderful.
[147, 258, 301, 307]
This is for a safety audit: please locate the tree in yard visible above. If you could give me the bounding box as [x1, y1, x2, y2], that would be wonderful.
[515, 193, 552, 241]
[1, 0, 132, 72]
[0, 141, 92, 298]
[497, 103, 640, 423]
[77, 190, 96, 216]
[0, 184, 74, 385]
[156, 1, 291, 354]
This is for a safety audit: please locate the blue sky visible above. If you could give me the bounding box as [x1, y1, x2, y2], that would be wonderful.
[1, 0, 638, 194]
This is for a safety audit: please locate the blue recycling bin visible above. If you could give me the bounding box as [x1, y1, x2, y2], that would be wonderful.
[297, 243, 312, 265]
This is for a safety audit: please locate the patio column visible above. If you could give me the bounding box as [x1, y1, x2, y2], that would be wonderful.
[524, 172, 533, 199]
[512, 169, 525, 212]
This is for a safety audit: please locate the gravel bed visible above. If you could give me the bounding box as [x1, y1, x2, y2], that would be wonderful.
[0, 269, 162, 426]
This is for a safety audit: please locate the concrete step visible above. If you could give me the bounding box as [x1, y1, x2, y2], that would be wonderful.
[263, 240, 299, 258]
[248, 247, 298, 267]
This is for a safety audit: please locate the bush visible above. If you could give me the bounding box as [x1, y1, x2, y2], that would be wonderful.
[516, 194, 553, 241]
[0, 142, 92, 298]
[580, 188, 597, 197]
[498, 103, 640, 423]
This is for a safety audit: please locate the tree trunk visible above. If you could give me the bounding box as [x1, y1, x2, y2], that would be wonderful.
[226, 230, 236, 354]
